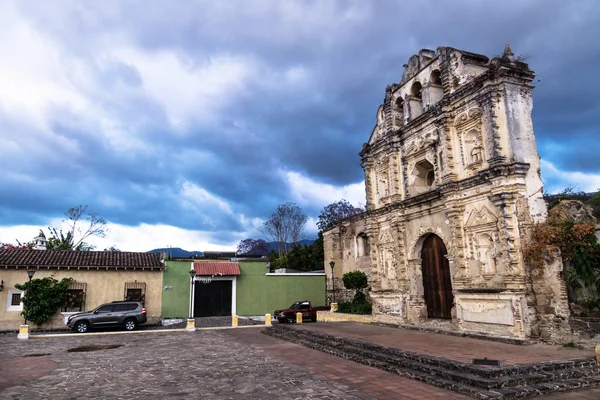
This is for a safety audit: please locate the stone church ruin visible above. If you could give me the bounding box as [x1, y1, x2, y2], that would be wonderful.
[324, 46, 570, 341]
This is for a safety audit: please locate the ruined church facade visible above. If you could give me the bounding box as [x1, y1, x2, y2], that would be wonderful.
[324, 46, 569, 340]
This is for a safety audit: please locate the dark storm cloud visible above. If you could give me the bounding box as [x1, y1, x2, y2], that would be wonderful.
[1, 0, 599, 246]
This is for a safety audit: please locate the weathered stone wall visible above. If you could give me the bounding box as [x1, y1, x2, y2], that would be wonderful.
[323, 45, 571, 342]
[323, 216, 370, 303]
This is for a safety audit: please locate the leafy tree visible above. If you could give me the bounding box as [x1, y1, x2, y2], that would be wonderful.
[342, 270, 369, 303]
[15, 277, 73, 326]
[104, 246, 121, 252]
[38, 205, 107, 251]
[237, 238, 269, 256]
[259, 202, 307, 256]
[317, 199, 364, 231]
[588, 190, 600, 220]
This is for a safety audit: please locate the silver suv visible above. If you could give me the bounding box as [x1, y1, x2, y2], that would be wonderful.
[67, 301, 147, 333]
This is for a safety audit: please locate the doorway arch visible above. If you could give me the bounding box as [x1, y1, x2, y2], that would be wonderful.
[421, 234, 454, 319]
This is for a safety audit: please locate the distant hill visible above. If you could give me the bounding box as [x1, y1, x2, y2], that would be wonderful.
[148, 239, 317, 258]
[147, 247, 203, 258]
[264, 239, 316, 253]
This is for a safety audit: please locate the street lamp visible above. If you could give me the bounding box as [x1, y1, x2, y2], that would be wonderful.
[189, 269, 196, 320]
[25, 267, 36, 325]
[329, 261, 335, 304]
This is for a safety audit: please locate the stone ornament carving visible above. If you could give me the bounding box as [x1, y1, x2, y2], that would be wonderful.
[465, 206, 498, 227]
[460, 301, 507, 313]
[465, 206, 500, 277]
[379, 247, 397, 280]
[378, 228, 394, 244]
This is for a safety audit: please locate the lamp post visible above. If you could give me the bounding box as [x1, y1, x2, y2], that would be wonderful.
[189, 269, 196, 320]
[25, 268, 36, 325]
[329, 261, 335, 304]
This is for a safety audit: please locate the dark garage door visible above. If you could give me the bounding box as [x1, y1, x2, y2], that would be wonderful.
[194, 280, 232, 317]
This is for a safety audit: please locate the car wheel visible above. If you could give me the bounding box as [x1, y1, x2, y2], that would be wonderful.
[286, 315, 295, 324]
[123, 319, 137, 331]
[75, 321, 89, 333]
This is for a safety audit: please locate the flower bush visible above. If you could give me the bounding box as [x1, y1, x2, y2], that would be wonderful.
[63, 290, 85, 312]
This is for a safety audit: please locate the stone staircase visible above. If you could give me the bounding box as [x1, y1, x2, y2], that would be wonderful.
[264, 324, 600, 399]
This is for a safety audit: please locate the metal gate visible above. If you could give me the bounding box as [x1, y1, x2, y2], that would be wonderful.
[193, 280, 232, 317]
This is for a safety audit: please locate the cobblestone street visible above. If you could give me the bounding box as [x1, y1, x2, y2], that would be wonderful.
[1, 326, 599, 400]
[0, 328, 364, 400]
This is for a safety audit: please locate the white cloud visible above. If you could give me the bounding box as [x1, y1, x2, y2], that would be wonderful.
[179, 181, 234, 215]
[283, 170, 366, 209]
[541, 159, 600, 193]
[0, 221, 237, 252]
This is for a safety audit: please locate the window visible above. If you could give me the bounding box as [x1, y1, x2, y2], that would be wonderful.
[124, 281, 146, 303]
[113, 303, 138, 312]
[96, 305, 113, 313]
[410, 160, 436, 195]
[62, 282, 87, 312]
[357, 233, 370, 257]
[430, 70, 442, 85]
[6, 290, 23, 312]
[11, 293, 21, 306]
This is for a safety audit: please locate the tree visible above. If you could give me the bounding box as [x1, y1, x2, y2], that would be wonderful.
[237, 238, 269, 256]
[317, 199, 364, 231]
[342, 270, 369, 303]
[104, 246, 121, 252]
[39, 205, 107, 251]
[259, 202, 307, 256]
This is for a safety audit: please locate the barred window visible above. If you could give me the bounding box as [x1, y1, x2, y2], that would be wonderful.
[124, 282, 146, 303]
[11, 292, 21, 306]
[62, 282, 87, 312]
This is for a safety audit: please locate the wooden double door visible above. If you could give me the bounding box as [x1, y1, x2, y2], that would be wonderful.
[421, 234, 454, 319]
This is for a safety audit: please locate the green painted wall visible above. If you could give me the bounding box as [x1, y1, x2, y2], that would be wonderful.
[162, 260, 191, 318]
[162, 260, 326, 318]
[236, 262, 326, 316]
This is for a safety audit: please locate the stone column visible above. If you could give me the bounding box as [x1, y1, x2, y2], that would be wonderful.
[435, 118, 456, 183]
[478, 90, 505, 165]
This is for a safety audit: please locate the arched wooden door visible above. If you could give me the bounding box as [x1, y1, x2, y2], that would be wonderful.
[421, 234, 454, 319]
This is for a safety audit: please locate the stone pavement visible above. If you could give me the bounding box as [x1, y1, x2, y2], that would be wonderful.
[0, 329, 363, 399]
[286, 322, 593, 364]
[1, 324, 599, 399]
[222, 328, 468, 399]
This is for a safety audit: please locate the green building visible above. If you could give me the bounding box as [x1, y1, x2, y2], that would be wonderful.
[161, 259, 326, 319]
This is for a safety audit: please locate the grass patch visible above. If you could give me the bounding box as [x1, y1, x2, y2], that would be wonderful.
[562, 342, 584, 350]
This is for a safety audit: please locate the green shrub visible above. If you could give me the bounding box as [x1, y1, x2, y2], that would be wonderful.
[342, 270, 368, 303]
[338, 301, 372, 315]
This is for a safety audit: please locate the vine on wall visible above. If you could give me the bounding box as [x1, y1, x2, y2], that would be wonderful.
[15, 277, 73, 326]
[523, 220, 600, 308]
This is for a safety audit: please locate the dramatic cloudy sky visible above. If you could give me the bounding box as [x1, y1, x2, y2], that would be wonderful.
[1, 0, 599, 251]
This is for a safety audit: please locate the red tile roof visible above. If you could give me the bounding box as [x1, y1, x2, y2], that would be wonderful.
[0, 249, 163, 270]
[193, 261, 240, 276]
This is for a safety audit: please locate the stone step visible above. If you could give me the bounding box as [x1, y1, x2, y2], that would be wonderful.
[264, 325, 600, 399]
[269, 325, 598, 378]
[293, 332, 598, 390]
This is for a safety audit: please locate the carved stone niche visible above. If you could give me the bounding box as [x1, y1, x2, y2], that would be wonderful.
[464, 206, 500, 279]
[454, 108, 484, 174]
[375, 158, 390, 204]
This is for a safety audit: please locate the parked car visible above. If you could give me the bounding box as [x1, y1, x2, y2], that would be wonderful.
[67, 301, 147, 333]
[274, 300, 329, 323]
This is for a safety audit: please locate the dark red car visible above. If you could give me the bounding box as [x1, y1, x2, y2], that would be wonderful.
[274, 300, 330, 323]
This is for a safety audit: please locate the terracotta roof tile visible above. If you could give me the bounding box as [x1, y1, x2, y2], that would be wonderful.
[193, 261, 240, 276]
[0, 249, 163, 270]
